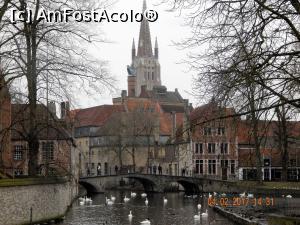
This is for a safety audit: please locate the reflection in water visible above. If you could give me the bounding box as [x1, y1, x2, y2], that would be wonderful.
[60, 191, 237, 225]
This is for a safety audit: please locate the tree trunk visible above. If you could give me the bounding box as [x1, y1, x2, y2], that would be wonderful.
[23, 0, 40, 176]
[249, 88, 263, 184]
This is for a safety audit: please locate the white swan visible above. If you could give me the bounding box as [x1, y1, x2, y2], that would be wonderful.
[163, 196, 168, 204]
[106, 197, 113, 205]
[140, 218, 151, 225]
[124, 195, 130, 202]
[79, 196, 85, 201]
[194, 212, 200, 220]
[128, 211, 133, 219]
[221, 193, 227, 197]
[111, 195, 116, 201]
[145, 198, 149, 206]
[208, 193, 212, 198]
[79, 200, 84, 206]
[197, 204, 201, 210]
[131, 192, 137, 197]
[286, 194, 293, 198]
[85, 197, 92, 203]
[240, 192, 246, 198]
[201, 209, 208, 217]
[107, 200, 113, 205]
[247, 193, 254, 198]
[141, 193, 147, 198]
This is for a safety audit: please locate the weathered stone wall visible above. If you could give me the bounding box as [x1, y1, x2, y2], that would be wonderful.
[0, 181, 76, 225]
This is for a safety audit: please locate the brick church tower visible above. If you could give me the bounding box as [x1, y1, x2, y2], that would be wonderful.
[127, 0, 161, 97]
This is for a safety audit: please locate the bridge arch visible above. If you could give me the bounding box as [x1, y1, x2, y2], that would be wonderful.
[79, 181, 98, 194]
[126, 176, 158, 192]
[176, 180, 201, 194]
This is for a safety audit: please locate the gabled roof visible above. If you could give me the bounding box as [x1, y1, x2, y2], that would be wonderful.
[139, 86, 185, 104]
[190, 102, 236, 124]
[72, 105, 125, 128]
[11, 104, 72, 141]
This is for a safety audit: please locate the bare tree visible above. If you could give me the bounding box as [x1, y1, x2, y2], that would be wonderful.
[0, 0, 114, 175]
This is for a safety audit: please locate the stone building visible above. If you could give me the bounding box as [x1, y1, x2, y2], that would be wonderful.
[72, 0, 192, 178]
[127, 0, 161, 97]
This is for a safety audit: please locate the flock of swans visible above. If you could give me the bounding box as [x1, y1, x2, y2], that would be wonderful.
[79, 191, 294, 225]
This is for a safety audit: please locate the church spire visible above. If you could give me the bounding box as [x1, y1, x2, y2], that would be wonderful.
[137, 0, 153, 57]
[132, 38, 136, 61]
[154, 37, 158, 59]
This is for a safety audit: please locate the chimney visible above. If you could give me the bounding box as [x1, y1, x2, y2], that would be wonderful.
[171, 111, 176, 140]
[121, 90, 127, 103]
[61, 101, 70, 119]
[47, 101, 56, 116]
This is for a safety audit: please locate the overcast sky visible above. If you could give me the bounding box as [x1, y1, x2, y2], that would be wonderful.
[77, 0, 197, 108]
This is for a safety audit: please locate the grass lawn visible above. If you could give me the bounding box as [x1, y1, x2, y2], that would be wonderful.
[0, 177, 67, 187]
[237, 181, 300, 189]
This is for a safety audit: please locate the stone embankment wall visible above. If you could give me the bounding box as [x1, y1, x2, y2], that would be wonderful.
[0, 178, 77, 225]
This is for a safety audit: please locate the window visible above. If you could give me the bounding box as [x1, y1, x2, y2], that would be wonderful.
[230, 160, 235, 174]
[42, 142, 54, 161]
[220, 143, 228, 154]
[221, 160, 229, 168]
[13, 145, 23, 160]
[204, 127, 212, 135]
[148, 72, 150, 80]
[208, 143, 216, 154]
[290, 159, 296, 167]
[152, 72, 154, 80]
[208, 160, 216, 174]
[195, 160, 203, 174]
[91, 163, 95, 169]
[218, 127, 225, 135]
[264, 158, 271, 167]
[195, 143, 203, 154]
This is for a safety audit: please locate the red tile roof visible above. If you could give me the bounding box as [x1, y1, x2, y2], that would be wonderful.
[73, 105, 125, 127]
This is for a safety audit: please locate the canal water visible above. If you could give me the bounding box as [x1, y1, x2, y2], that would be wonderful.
[60, 191, 237, 225]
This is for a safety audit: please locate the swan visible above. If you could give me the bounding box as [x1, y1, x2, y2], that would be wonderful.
[124, 195, 130, 202]
[247, 193, 254, 198]
[221, 193, 227, 197]
[141, 193, 147, 198]
[201, 209, 208, 218]
[128, 211, 133, 219]
[140, 218, 151, 225]
[145, 198, 149, 206]
[197, 204, 201, 210]
[213, 192, 218, 196]
[79, 196, 85, 201]
[194, 212, 200, 220]
[208, 193, 212, 198]
[131, 192, 137, 198]
[163, 196, 168, 204]
[85, 197, 92, 203]
[239, 192, 246, 198]
[79, 200, 84, 206]
[286, 195, 292, 198]
[106, 197, 113, 205]
[111, 195, 116, 201]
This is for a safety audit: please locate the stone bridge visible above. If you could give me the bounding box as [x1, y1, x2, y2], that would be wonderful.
[79, 173, 239, 194]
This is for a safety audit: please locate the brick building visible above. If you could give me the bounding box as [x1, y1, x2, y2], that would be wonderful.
[189, 102, 239, 180]
[0, 75, 11, 175]
[238, 120, 300, 181]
